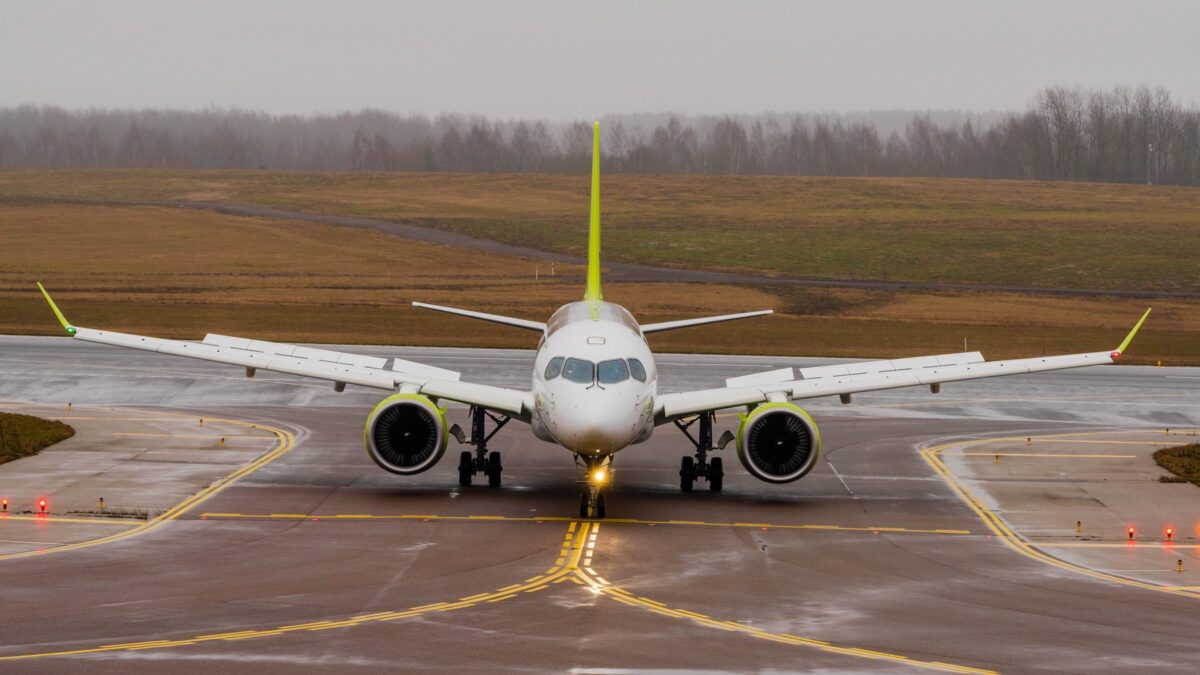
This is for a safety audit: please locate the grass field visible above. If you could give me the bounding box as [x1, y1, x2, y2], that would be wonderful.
[2, 170, 1199, 292]
[1155, 444, 1200, 486]
[0, 412, 74, 465]
[2, 199, 1196, 363]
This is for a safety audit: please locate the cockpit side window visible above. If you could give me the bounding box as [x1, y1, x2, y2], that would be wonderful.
[562, 357, 595, 384]
[544, 356, 564, 380]
[628, 358, 647, 382]
[597, 359, 630, 385]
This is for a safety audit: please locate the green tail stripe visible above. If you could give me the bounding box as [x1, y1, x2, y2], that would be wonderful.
[584, 121, 602, 307]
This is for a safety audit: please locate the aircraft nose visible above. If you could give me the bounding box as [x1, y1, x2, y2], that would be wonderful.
[554, 394, 641, 454]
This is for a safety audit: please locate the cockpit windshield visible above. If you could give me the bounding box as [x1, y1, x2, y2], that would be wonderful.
[551, 357, 646, 385]
[562, 357, 595, 384]
[597, 359, 630, 384]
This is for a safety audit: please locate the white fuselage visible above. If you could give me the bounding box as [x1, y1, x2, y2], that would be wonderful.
[530, 301, 657, 456]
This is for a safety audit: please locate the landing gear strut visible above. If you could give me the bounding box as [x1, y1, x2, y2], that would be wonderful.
[576, 455, 611, 519]
[451, 406, 510, 487]
[674, 412, 733, 493]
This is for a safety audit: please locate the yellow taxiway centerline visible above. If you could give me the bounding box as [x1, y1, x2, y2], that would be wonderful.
[921, 431, 1200, 601]
[0, 514, 143, 526]
[0, 409, 295, 563]
[959, 452, 1136, 458]
[195, 512, 970, 536]
[572, 526, 995, 674]
[0, 521, 592, 661]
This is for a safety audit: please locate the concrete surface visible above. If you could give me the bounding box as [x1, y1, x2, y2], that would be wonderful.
[939, 428, 1200, 589]
[0, 402, 278, 555]
[0, 336, 1198, 673]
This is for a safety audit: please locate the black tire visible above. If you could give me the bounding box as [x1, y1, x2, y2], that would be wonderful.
[458, 450, 473, 486]
[487, 451, 502, 487]
[596, 493, 606, 519]
[680, 456, 695, 492]
[709, 457, 724, 492]
[579, 493, 589, 519]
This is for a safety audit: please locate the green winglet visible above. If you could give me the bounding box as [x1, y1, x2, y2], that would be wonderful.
[1114, 307, 1151, 356]
[36, 282, 76, 336]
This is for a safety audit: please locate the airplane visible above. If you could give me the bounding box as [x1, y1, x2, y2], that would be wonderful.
[36, 122, 1152, 519]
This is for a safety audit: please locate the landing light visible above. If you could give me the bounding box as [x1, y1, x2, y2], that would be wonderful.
[590, 468, 608, 484]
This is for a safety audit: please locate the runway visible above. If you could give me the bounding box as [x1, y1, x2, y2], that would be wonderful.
[1, 336, 1199, 673]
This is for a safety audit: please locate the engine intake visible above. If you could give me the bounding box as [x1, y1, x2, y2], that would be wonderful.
[736, 403, 821, 483]
[364, 394, 448, 475]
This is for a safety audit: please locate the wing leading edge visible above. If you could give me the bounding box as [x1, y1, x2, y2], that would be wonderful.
[38, 285, 532, 417]
[656, 309, 1151, 422]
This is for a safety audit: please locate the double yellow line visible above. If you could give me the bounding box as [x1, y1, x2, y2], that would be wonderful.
[0, 413, 295, 563]
[0, 521, 593, 661]
[568, 528, 994, 674]
[0, 518, 993, 673]
[921, 432, 1200, 600]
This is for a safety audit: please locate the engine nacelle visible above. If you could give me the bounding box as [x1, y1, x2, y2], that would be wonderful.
[736, 402, 822, 483]
[364, 394, 448, 475]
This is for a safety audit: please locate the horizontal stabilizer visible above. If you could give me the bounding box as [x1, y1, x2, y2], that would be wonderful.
[412, 302, 546, 332]
[641, 309, 773, 334]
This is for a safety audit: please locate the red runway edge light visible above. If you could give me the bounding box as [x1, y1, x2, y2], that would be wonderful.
[1166, 527, 1175, 541]
[38, 498, 47, 513]
[1127, 526, 1135, 540]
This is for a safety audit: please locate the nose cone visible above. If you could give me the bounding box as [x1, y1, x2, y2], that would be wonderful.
[552, 391, 641, 455]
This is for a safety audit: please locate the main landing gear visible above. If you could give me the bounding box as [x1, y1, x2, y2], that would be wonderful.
[451, 406, 510, 488]
[674, 412, 734, 493]
[576, 455, 611, 519]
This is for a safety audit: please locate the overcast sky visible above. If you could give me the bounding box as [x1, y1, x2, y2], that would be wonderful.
[3, 0, 1197, 119]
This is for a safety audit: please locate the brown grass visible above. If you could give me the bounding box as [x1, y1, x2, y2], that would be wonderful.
[2, 170, 1199, 291]
[1154, 445, 1200, 487]
[1, 203, 1195, 363]
[0, 412, 75, 465]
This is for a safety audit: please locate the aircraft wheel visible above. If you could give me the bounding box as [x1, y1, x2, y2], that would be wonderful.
[596, 493, 606, 518]
[486, 451, 502, 487]
[458, 450, 473, 486]
[679, 456, 695, 492]
[709, 457, 724, 492]
[579, 492, 589, 519]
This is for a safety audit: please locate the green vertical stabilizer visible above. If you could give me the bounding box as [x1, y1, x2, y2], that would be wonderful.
[584, 121, 603, 313]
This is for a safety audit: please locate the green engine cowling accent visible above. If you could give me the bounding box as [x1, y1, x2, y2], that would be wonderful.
[735, 401, 822, 484]
[363, 393, 449, 475]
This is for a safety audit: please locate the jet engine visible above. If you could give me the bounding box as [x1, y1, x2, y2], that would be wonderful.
[736, 403, 821, 483]
[364, 394, 448, 475]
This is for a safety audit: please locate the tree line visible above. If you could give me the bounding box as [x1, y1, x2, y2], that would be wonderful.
[1, 85, 1196, 185]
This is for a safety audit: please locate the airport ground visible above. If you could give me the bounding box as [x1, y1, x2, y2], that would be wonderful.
[1, 337, 1199, 673]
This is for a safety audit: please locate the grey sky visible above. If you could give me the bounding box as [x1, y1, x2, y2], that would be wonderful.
[3, 0, 1197, 118]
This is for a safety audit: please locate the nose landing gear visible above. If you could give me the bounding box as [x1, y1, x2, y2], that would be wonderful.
[674, 412, 733, 492]
[576, 455, 611, 519]
[450, 406, 510, 487]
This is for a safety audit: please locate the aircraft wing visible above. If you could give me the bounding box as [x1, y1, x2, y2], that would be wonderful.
[655, 309, 1151, 422]
[37, 286, 532, 417]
